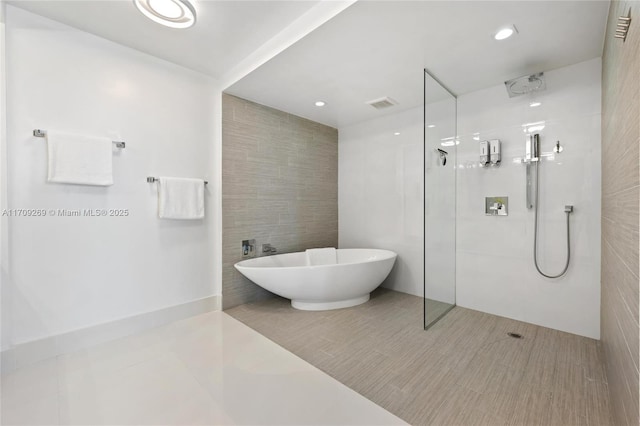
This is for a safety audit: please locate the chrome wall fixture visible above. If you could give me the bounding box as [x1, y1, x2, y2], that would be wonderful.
[615, 13, 631, 42]
[33, 129, 125, 148]
[522, 133, 573, 278]
[523, 134, 539, 209]
[504, 73, 546, 98]
[485, 196, 508, 216]
[479, 140, 501, 167]
[436, 148, 448, 166]
[147, 176, 208, 185]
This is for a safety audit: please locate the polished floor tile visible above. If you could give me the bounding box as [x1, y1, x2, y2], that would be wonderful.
[227, 288, 614, 426]
[1, 312, 405, 425]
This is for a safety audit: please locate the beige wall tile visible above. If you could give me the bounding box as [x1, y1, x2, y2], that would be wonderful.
[601, 1, 640, 425]
[221, 94, 338, 309]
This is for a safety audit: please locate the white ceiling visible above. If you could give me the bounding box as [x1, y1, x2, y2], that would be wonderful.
[226, 0, 610, 128]
[7, 0, 321, 79]
[9, 0, 609, 129]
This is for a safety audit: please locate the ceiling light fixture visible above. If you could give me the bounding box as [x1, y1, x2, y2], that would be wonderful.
[394, 132, 401, 136]
[427, 124, 436, 128]
[315, 101, 326, 107]
[494, 25, 517, 40]
[529, 101, 542, 107]
[134, 0, 196, 29]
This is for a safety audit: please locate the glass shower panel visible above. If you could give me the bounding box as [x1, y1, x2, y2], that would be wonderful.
[424, 70, 456, 329]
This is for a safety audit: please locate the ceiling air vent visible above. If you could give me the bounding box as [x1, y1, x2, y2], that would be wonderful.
[366, 96, 398, 110]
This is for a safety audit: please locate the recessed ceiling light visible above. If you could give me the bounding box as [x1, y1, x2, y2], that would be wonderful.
[529, 101, 542, 107]
[494, 25, 517, 40]
[427, 124, 436, 128]
[134, 0, 196, 29]
[315, 101, 326, 107]
[394, 132, 401, 136]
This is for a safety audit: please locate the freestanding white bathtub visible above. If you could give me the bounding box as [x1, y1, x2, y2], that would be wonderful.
[234, 249, 397, 311]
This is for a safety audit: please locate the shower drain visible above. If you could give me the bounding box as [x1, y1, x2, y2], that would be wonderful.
[507, 332, 523, 339]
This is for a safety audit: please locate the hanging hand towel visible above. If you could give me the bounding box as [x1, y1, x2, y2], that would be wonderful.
[47, 131, 113, 186]
[157, 177, 205, 220]
[306, 247, 337, 266]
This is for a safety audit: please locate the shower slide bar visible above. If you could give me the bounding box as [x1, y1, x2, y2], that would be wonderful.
[147, 176, 208, 185]
[33, 129, 126, 149]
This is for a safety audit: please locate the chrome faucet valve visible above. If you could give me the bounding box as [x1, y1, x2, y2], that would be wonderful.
[262, 244, 277, 254]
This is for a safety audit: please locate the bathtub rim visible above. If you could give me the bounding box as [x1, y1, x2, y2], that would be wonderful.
[234, 248, 397, 270]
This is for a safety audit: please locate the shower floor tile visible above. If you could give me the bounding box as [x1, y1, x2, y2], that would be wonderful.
[1, 312, 405, 426]
[425, 297, 454, 327]
[226, 288, 614, 426]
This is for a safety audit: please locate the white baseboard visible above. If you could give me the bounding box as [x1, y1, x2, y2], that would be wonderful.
[1, 295, 221, 375]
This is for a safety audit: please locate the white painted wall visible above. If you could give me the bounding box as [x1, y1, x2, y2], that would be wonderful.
[1, 0, 10, 353]
[339, 107, 424, 296]
[4, 6, 218, 345]
[456, 58, 601, 339]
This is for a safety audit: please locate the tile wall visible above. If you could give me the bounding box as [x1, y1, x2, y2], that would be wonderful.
[600, 1, 640, 424]
[221, 94, 338, 308]
[456, 59, 602, 339]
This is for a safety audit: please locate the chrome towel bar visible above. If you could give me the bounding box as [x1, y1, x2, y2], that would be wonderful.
[147, 176, 208, 185]
[33, 129, 126, 149]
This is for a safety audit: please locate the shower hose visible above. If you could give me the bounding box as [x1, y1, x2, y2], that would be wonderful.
[533, 160, 572, 278]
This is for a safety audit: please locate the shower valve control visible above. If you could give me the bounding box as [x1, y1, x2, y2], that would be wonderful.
[485, 197, 508, 216]
[242, 239, 256, 258]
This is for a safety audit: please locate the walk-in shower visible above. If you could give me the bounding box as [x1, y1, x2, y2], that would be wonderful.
[513, 72, 573, 278]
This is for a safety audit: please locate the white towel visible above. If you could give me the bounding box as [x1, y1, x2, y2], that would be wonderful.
[47, 131, 113, 186]
[157, 177, 205, 220]
[306, 247, 337, 266]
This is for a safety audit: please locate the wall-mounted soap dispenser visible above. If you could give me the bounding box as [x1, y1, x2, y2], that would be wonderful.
[480, 140, 501, 167]
[479, 141, 490, 167]
[489, 139, 501, 165]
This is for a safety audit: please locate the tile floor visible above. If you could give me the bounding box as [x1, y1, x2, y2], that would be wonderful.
[227, 288, 614, 426]
[1, 312, 405, 425]
[424, 298, 454, 328]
